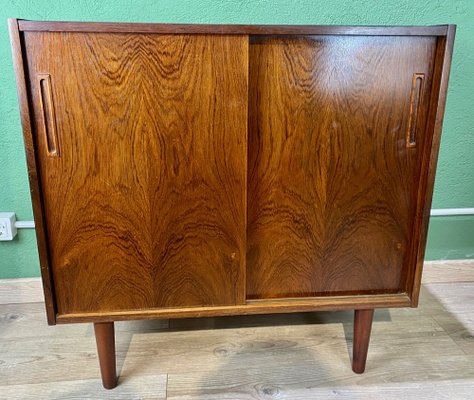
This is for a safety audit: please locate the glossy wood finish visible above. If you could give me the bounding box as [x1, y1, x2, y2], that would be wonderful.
[17, 20, 449, 36]
[94, 322, 117, 389]
[8, 19, 57, 324]
[352, 309, 374, 373]
[409, 25, 457, 306]
[247, 35, 436, 299]
[56, 293, 410, 323]
[9, 20, 455, 327]
[22, 31, 248, 314]
[37, 74, 60, 157]
[406, 73, 425, 148]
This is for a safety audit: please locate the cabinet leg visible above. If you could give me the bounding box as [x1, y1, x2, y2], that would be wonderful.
[352, 309, 374, 374]
[94, 322, 117, 389]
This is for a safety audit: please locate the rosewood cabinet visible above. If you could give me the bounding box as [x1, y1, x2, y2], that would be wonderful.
[9, 19, 455, 389]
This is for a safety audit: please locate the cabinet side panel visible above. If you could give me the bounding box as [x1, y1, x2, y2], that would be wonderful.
[8, 20, 57, 324]
[409, 27, 456, 306]
[247, 35, 437, 299]
[23, 32, 248, 313]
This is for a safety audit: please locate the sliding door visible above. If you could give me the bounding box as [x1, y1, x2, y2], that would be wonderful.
[247, 35, 437, 299]
[24, 32, 248, 313]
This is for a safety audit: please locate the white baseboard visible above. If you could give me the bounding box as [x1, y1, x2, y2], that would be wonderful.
[0, 260, 473, 305]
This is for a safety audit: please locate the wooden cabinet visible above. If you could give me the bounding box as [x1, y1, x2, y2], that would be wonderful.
[9, 20, 455, 389]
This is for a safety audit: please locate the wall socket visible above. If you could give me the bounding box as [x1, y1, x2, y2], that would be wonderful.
[0, 212, 17, 241]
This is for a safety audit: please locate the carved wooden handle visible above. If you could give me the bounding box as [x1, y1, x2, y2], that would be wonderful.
[406, 73, 424, 148]
[38, 74, 60, 156]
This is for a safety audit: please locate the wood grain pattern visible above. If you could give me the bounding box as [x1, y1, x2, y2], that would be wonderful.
[409, 26, 457, 307]
[0, 301, 169, 340]
[0, 278, 44, 305]
[406, 73, 424, 148]
[2, 265, 472, 399]
[352, 309, 374, 373]
[0, 377, 168, 400]
[8, 19, 57, 324]
[37, 74, 60, 156]
[247, 35, 437, 299]
[421, 260, 474, 284]
[55, 294, 411, 324]
[17, 20, 449, 36]
[8, 21, 458, 388]
[94, 322, 117, 389]
[0, 260, 464, 306]
[23, 31, 248, 315]
[10, 20, 456, 327]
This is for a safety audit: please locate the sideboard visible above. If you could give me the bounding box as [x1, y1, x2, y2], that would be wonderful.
[9, 19, 455, 389]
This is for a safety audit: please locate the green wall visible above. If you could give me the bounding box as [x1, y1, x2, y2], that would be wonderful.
[1, 1, 473, 278]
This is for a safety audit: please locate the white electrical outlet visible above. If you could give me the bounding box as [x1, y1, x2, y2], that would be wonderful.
[0, 212, 17, 241]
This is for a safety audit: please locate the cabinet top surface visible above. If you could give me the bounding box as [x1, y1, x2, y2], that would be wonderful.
[14, 19, 453, 36]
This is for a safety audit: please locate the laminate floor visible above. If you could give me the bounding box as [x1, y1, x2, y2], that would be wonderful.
[0, 261, 473, 399]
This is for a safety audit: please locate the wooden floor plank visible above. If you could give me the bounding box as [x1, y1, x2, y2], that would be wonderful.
[168, 380, 474, 400]
[0, 375, 167, 400]
[0, 302, 169, 339]
[0, 278, 43, 305]
[424, 282, 474, 355]
[166, 355, 474, 399]
[422, 260, 474, 284]
[433, 311, 474, 355]
[424, 282, 474, 314]
[0, 260, 473, 398]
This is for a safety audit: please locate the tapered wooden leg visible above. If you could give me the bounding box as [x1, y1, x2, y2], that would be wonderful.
[352, 309, 374, 374]
[94, 322, 117, 389]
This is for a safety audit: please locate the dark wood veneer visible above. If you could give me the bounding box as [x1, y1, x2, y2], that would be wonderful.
[9, 19, 455, 388]
[352, 309, 374, 373]
[17, 20, 449, 36]
[247, 34, 436, 300]
[23, 31, 248, 314]
[94, 322, 117, 389]
[409, 26, 456, 306]
[8, 19, 57, 324]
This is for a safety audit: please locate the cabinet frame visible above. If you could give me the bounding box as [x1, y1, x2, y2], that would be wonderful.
[9, 19, 455, 326]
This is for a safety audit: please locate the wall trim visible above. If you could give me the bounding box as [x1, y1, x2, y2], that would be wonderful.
[1, 259, 473, 305]
[431, 208, 474, 216]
